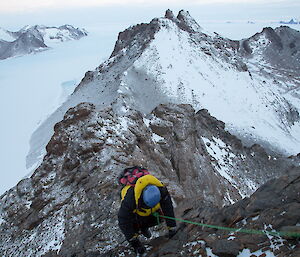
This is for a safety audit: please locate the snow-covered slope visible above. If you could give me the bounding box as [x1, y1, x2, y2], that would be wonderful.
[0, 27, 16, 42]
[28, 10, 300, 170]
[0, 25, 87, 60]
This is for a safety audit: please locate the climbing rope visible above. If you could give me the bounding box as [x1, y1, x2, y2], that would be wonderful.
[153, 213, 300, 238]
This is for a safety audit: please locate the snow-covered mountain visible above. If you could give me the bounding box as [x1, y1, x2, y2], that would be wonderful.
[0, 10, 300, 256]
[27, 10, 300, 172]
[0, 25, 87, 60]
[279, 18, 300, 24]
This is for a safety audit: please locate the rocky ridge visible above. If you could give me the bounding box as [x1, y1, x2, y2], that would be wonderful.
[0, 102, 299, 256]
[28, 10, 300, 173]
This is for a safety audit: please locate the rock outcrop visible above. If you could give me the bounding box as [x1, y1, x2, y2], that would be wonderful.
[0, 103, 298, 256]
[105, 166, 300, 257]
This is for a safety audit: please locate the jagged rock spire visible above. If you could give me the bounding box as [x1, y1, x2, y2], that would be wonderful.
[164, 9, 203, 33]
[176, 9, 202, 33]
[177, 10, 191, 21]
[165, 9, 175, 20]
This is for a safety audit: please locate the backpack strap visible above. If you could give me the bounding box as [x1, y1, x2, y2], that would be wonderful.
[121, 185, 131, 201]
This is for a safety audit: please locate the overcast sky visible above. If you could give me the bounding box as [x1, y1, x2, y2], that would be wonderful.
[0, 0, 299, 13]
[0, 0, 299, 29]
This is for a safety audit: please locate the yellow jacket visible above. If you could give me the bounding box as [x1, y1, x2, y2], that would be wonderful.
[121, 175, 163, 216]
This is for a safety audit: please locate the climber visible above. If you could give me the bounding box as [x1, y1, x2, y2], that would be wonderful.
[118, 166, 177, 255]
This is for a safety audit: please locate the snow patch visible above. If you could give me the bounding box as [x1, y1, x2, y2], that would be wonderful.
[118, 116, 129, 132]
[264, 224, 286, 252]
[237, 249, 276, 257]
[206, 247, 219, 257]
[202, 136, 236, 184]
[225, 191, 235, 204]
[244, 178, 258, 192]
[41, 215, 65, 255]
[181, 240, 206, 256]
[143, 117, 150, 127]
[183, 240, 205, 248]
[152, 133, 165, 142]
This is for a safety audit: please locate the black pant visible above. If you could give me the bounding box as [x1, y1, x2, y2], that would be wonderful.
[133, 213, 162, 231]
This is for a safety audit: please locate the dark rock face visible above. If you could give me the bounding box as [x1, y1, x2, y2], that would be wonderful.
[165, 9, 175, 20]
[149, 104, 295, 205]
[0, 103, 298, 256]
[240, 26, 300, 73]
[190, 166, 300, 257]
[110, 20, 160, 59]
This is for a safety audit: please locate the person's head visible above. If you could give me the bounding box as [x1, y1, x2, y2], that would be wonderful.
[142, 185, 161, 208]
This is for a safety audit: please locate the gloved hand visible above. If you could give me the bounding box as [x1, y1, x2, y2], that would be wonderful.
[167, 226, 177, 239]
[129, 237, 146, 254]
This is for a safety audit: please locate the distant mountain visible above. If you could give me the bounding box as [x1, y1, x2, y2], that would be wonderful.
[0, 25, 88, 60]
[279, 18, 299, 24]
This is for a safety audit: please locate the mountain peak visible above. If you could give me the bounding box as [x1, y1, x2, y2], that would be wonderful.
[177, 9, 192, 20]
[164, 9, 175, 19]
[165, 9, 203, 33]
[110, 9, 203, 58]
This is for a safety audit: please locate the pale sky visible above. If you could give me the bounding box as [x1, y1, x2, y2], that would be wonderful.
[0, 0, 299, 30]
[0, 0, 259, 13]
[0, 0, 298, 14]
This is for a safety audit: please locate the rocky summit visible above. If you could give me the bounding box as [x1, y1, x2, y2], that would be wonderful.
[1, 10, 300, 257]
